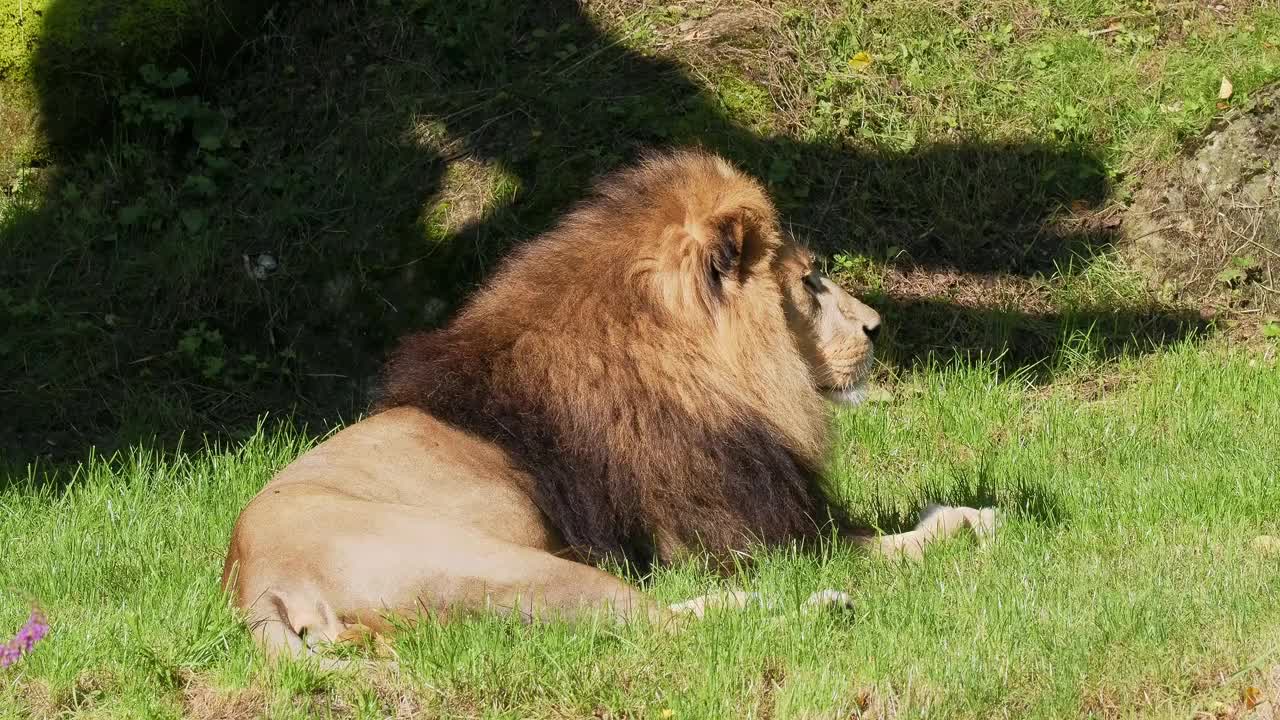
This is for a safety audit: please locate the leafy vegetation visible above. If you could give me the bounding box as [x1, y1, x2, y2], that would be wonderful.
[4, 0, 1276, 464]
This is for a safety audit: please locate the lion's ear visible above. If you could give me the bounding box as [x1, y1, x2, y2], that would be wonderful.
[704, 207, 761, 295]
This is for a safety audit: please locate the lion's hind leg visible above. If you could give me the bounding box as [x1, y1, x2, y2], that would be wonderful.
[863, 504, 1001, 561]
[254, 586, 353, 655]
[237, 585, 378, 670]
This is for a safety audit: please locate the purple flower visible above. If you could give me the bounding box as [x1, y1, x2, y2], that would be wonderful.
[0, 610, 48, 669]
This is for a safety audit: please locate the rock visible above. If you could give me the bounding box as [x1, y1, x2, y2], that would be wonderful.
[422, 297, 450, 325]
[243, 253, 279, 281]
[1120, 82, 1280, 320]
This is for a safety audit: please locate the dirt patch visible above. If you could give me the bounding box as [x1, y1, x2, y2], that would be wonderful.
[883, 267, 1055, 315]
[1190, 663, 1280, 720]
[1119, 81, 1280, 335]
[13, 679, 58, 719]
[181, 675, 267, 720]
[13, 670, 114, 719]
[1246, 665, 1280, 720]
[0, 81, 45, 187]
[1081, 663, 1280, 720]
[624, 1, 774, 51]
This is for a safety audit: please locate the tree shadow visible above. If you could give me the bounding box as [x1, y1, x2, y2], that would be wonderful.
[858, 474, 1069, 537]
[0, 0, 1208, 472]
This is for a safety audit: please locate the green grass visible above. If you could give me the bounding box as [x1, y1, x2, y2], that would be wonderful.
[3, 343, 1279, 718]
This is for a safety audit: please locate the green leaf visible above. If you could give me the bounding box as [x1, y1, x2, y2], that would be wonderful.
[1263, 321, 1280, 339]
[164, 68, 191, 89]
[201, 356, 226, 379]
[203, 155, 233, 172]
[1217, 266, 1245, 285]
[184, 174, 218, 197]
[1218, 256, 1260, 286]
[139, 64, 164, 86]
[12, 299, 39, 317]
[118, 204, 148, 226]
[180, 209, 207, 233]
[191, 108, 227, 151]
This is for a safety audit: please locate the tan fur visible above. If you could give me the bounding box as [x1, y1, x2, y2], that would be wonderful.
[221, 150, 999, 662]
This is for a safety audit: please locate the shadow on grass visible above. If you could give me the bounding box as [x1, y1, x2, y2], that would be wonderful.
[857, 469, 1070, 536]
[871, 296, 1209, 377]
[0, 0, 1209, 473]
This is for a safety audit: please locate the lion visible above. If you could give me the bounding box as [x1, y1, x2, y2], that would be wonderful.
[221, 149, 999, 661]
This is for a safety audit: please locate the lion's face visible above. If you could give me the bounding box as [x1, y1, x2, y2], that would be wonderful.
[777, 245, 882, 407]
[602, 150, 882, 410]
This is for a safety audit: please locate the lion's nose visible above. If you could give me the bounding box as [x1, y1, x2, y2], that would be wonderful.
[862, 319, 881, 342]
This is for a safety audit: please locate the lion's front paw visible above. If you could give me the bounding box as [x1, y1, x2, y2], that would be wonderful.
[872, 504, 1003, 562]
[801, 589, 855, 615]
[970, 506, 1001, 544]
[919, 504, 1002, 542]
[667, 589, 765, 618]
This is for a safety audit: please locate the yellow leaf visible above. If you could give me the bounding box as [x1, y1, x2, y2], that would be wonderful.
[661, 710, 675, 718]
[1218, 76, 1234, 100]
[1242, 685, 1262, 709]
[849, 51, 873, 72]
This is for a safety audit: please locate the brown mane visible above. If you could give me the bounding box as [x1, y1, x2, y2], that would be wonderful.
[374, 150, 861, 572]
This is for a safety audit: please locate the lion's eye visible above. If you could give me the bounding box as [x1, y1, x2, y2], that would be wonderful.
[802, 271, 824, 294]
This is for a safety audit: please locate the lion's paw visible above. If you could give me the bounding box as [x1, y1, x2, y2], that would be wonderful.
[970, 506, 1001, 544]
[920, 504, 1002, 543]
[667, 590, 766, 618]
[801, 589, 855, 615]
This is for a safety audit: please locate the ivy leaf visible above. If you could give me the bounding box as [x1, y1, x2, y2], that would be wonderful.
[1217, 256, 1259, 286]
[184, 174, 218, 197]
[164, 67, 191, 90]
[180, 208, 207, 233]
[1217, 265, 1246, 286]
[201, 355, 226, 379]
[191, 108, 227, 151]
[118, 204, 148, 226]
[139, 64, 164, 86]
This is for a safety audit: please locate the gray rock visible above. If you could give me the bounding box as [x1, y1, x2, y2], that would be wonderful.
[1122, 82, 1280, 313]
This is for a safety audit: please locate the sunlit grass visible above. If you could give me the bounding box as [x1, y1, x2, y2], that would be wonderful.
[3, 343, 1278, 718]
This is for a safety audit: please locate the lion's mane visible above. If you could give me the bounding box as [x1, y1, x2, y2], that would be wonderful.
[375, 150, 861, 572]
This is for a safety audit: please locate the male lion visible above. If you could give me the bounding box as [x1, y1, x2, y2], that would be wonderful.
[222, 150, 998, 660]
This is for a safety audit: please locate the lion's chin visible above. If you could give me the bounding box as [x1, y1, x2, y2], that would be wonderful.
[823, 383, 869, 408]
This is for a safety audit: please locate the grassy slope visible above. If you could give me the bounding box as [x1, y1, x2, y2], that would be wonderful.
[3, 0, 1280, 717]
[2, 345, 1278, 718]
